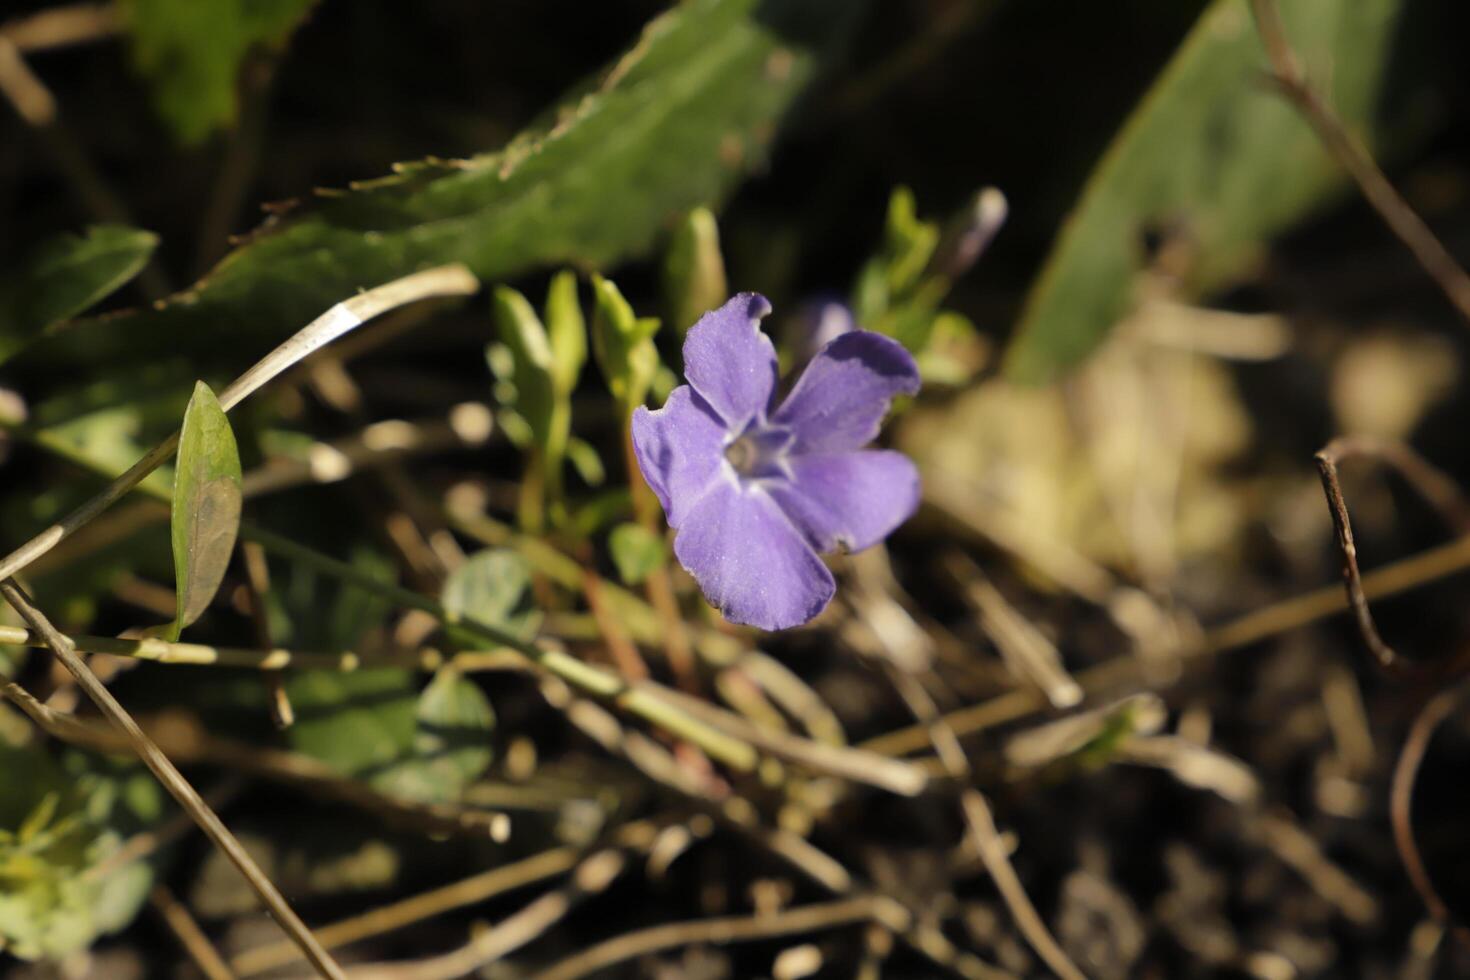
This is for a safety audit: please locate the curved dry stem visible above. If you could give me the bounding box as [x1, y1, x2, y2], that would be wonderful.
[1390, 684, 1470, 943]
[0, 264, 479, 584]
[1250, 0, 1470, 327]
[1314, 438, 1470, 678]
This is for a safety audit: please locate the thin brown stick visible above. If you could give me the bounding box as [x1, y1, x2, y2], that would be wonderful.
[0, 676, 508, 841]
[152, 884, 238, 980]
[90, 776, 247, 880]
[1390, 684, 1470, 941]
[234, 818, 665, 977]
[243, 540, 294, 729]
[0, 581, 346, 979]
[883, 666, 1087, 980]
[347, 849, 633, 980]
[643, 683, 927, 796]
[531, 896, 902, 980]
[0, 3, 117, 53]
[1313, 438, 1470, 678]
[865, 531, 1470, 758]
[581, 566, 649, 681]
[1250, 0, 1470, 326]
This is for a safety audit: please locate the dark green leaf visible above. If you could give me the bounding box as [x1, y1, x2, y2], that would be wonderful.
[0, 226, 157, 366]
[44, 0, 865, 370]
[169, 382, 242, 640]
[1004, 0, 1411, 383]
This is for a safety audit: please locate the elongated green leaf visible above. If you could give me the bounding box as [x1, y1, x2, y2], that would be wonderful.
[544, 270, 587, 398]
[492, 286, 557, 450]
[169, 382, 242, 639]
[664, 207, 729, 337]
[42, 0, 864, 370]
[121, 0, 316, 144]
[1004, 0, 1410, 383]
[0, 226, 157, 366]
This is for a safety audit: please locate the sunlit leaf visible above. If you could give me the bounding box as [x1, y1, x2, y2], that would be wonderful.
[169, 382, 242, 640]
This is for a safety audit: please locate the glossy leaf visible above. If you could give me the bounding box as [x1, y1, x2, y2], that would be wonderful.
[0, 226, 157, 366]
[1004, 0, 1411, 383]
[169, 382, 242, 640]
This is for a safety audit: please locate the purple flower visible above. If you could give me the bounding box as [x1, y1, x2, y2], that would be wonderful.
[790, 296, 856, 364]
[633, 293, 921, 630]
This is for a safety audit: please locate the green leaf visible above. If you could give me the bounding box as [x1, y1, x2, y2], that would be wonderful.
[441, 549, 538, 640]
[591, 275, 661, 411]
[0, 226, 157, 366]
[390, 669, 495, 804]
[491, 286, 557, 450]
[664, 207, 729, 337]
[0, 747, 164, 961]
[286, 668, 494, 805]
[566, 436, 606, 488]
[168, 382, 242, 640]
[1004, 0, 1412, 383]
[608, 523, 666, 586]
[286, 669, 417, 783]
[544, 270, 587, 398]
[44, 0, 865, 370]
[121, 0, 316, 144]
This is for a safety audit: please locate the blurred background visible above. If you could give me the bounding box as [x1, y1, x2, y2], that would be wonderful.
[4, 0, 1470, 977]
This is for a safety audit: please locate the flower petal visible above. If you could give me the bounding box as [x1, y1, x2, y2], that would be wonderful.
[681, 293, 777, 431]
[768, 450, 920, 554]
[631, 385, 729, 529]
[673, 479, 834, 630]
[772, 331, 920, 454]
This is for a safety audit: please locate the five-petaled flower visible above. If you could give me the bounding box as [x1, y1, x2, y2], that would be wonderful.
[632, 293, 920, 630]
